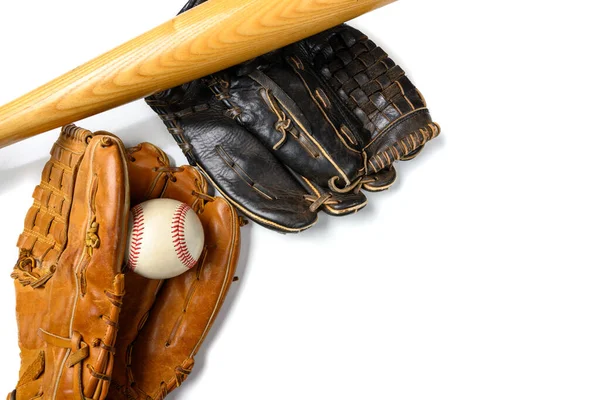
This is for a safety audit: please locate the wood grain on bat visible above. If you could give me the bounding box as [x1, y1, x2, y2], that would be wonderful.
[0, 0, 395, 149]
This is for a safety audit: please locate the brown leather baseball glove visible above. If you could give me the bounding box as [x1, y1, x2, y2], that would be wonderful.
[9, 125, 241, 400]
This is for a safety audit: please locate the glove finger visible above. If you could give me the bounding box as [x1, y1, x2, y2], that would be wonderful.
[125, 142, 172, 205]
[362, 166, 397, 192]
[57, 132, 129, 400]
[11, 126, 92, 399]
[365, 115, 440, 176]
[12, 127, 129, 400]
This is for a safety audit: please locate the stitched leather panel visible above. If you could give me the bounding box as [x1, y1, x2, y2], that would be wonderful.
[148, 87, 319, 232]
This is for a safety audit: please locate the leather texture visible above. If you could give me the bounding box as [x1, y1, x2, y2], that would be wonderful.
[11, 126, 129, 399]
[109, 142, 240, 400]
[10, 127, 241, 400]
[146, 0, 440, 233]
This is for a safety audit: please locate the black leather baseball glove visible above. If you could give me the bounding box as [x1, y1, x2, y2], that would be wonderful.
[146, 0, 440, 233]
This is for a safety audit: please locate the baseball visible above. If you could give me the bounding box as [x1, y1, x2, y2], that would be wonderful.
[125, 198, 205, 279]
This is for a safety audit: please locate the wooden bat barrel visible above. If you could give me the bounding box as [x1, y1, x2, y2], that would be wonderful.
[0, 0, 395, 149]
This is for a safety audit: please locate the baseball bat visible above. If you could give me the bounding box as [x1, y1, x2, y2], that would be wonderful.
[0, 0, 395, 149]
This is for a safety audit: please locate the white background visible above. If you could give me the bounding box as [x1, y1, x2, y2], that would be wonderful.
[0, 1, 599, 399]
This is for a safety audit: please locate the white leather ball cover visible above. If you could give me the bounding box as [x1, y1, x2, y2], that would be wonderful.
[125, 198, 204, 279]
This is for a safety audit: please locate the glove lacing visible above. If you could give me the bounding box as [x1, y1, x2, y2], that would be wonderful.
[12, 250, 56, 289]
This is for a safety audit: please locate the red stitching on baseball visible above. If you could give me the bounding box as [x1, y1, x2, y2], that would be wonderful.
[127, 204, 144, 271]
[172, 203, 198, 269]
